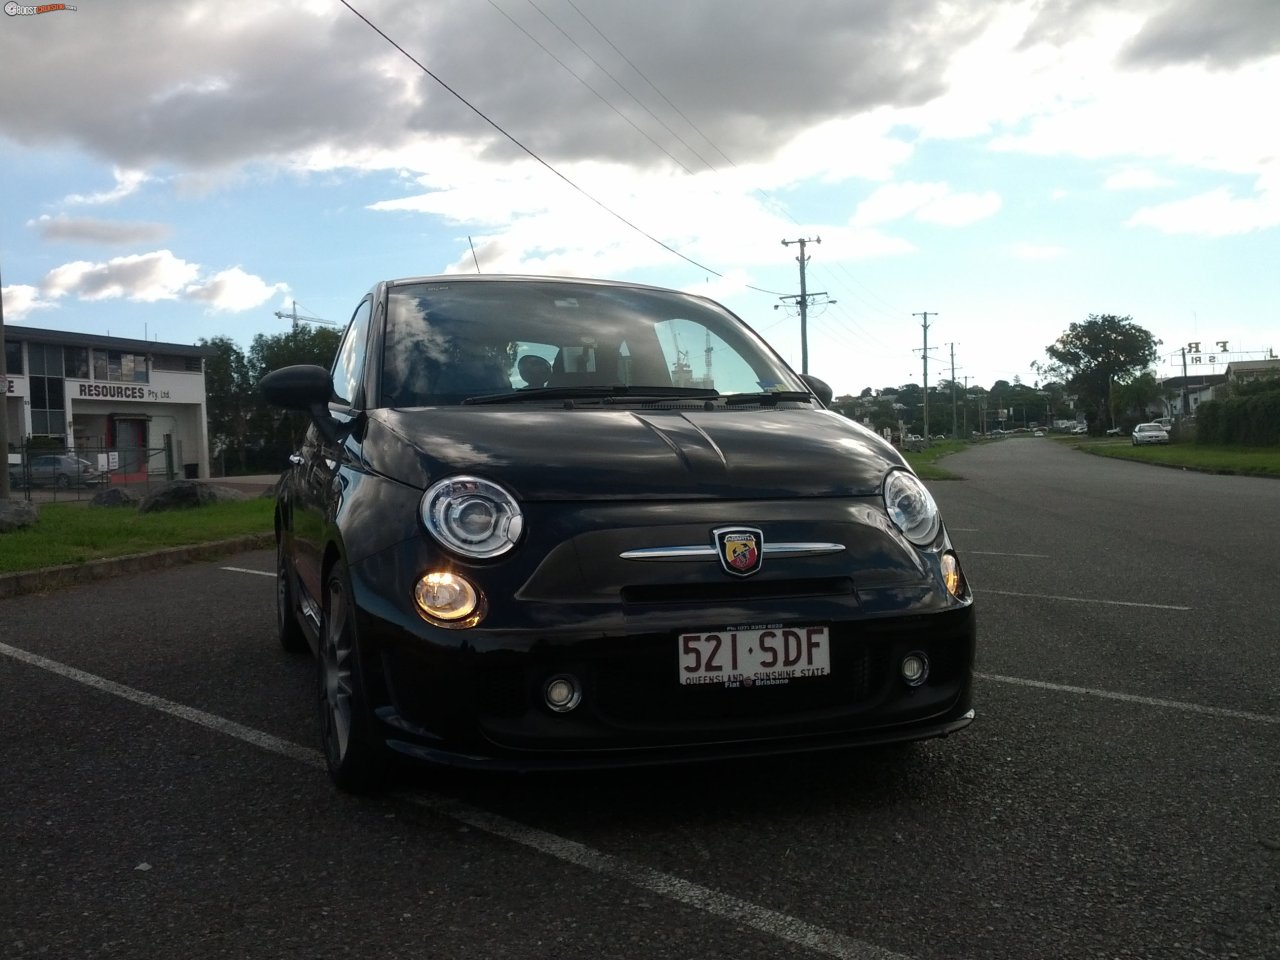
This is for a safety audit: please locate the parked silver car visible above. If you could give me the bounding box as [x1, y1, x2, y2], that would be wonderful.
[1131, 423, 1170, 446]
[23, 454, 105, 487]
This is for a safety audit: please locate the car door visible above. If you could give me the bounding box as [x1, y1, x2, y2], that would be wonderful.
[292, 296, 374, 607]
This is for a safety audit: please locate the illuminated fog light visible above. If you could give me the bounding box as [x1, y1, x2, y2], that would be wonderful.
[901, 652, 929, 687]
[414, 571, 481, 625]
[941, 552, 965, 598]
[544, 675, 582, 713]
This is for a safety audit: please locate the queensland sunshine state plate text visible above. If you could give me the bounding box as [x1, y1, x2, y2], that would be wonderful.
[678, 626, 830, 686]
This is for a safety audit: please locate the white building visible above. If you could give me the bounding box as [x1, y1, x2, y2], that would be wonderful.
[3, 325, 213, 480]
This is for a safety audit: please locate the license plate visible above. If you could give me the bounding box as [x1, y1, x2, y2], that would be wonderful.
[678, 626, 830, 687]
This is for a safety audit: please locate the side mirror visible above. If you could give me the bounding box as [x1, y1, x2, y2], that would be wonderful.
[259, 364, 334, 410]
[260, 364, 346, 445]
[800, 374, 833, 406]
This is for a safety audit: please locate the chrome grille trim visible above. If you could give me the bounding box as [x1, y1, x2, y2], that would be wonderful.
[619, 542, 845, 561]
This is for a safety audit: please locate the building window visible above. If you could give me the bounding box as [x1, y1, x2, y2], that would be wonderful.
[4, 340, 21, 375]
[64, 346, 90, 379]
[27, 343, 67, 438]
[92, 348, 149, 384]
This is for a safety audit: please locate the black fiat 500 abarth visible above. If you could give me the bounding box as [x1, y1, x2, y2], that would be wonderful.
[261, 275, 975, 791]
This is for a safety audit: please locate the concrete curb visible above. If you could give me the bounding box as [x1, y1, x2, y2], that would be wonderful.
[0, 532, 275, 600]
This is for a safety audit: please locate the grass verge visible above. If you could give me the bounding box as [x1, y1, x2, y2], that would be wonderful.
[901, 439, 966, 480]
[1073, 440, 1280, 477]
[0, 497, 275, 574]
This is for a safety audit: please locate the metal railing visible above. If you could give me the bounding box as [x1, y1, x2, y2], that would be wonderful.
[7, 436, 181, 503]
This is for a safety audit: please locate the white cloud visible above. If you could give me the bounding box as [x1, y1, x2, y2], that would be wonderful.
[41, 251, 200, 303]
[852, 182, 1001, 227]
[29, 214, 172, 245]
[1104, 168, 1175, 190]
[63, 168, 152, 206]
[34, 251, 285, 312]
[1010, 242, 1068, 261]
[0, 284, 56, 322]
[1126, 186, 1280, 235]
[186, 267, 289, 312]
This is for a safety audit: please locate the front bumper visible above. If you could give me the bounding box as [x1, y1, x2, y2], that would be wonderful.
[326, 484, 980, 771]
[347, 542, 977, 771]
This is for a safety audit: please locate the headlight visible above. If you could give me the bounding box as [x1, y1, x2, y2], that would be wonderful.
[421, 476, 524, 558]
[883, 469, 941, 546]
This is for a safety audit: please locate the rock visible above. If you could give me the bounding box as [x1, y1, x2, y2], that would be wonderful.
[0, 498, 39, 532]
[138, 480, 244, 513]
[89, 486, 140, 508]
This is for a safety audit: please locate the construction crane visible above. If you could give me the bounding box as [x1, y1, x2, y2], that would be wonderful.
[274, 300, 338, 330]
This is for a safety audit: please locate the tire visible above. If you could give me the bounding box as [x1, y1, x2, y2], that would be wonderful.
[54, 474, 70, 489]
[318, 561, 387, 793]
[275, 535, 308, 654]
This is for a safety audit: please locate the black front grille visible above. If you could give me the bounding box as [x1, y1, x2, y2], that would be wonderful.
[622, 577, 854, 605]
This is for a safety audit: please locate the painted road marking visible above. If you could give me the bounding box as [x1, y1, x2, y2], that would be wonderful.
[0, 639, 908, 960]
[963, 551, 1051, 559]
[221, 566, 274, 577]
[978, 588, 1192, 611]
[978, 672, 1279, 725]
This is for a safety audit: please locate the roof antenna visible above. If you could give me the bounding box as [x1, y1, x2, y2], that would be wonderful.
[468, 237, 481, 274]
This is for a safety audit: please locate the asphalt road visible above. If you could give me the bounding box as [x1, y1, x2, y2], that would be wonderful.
[2, 438, 1277, 960]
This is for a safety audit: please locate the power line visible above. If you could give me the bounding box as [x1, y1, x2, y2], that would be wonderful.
[562, 0, 735, 169]
[517, 0, 718, 174]
[337, 0, 766, 287]
[484, 0, 700, 175]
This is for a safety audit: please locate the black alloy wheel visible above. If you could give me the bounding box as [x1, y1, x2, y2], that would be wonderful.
[318, 562, 387, 793]
[275, 534, 308, 654]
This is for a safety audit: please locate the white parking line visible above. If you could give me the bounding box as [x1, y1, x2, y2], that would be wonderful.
[963, 551, 1051, 559]
[0, 641, 322, 766]
[978, 673, 1279, 725]
[979, 588, 1192, 611]
[221, 566, 274, 578]
[0, 639, 908, 960]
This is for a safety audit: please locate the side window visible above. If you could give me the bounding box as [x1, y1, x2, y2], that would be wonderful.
[332, 299, 372, 406]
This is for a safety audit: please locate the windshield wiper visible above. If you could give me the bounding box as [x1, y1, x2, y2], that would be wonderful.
[721, 390, 815, 406]
[461, 385, 721, 405]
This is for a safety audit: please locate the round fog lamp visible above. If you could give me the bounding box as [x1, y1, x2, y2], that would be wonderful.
[414, 571, 480, 625]
[901, 652, 929, 687]
[544, 675, 582, 713]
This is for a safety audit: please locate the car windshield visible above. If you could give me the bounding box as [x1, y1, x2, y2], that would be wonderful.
[378, 279, 806, 408]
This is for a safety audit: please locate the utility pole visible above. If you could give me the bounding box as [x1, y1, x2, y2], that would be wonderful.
[0, 261, 9, 501]
[780, 237, 825, 375]
[947, 342, 959, 439]
[1180, 347, 1190, 416]
[913, 311, 937, 445]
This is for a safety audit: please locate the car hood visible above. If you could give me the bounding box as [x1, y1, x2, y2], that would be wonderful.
[363, 407, 904, 500]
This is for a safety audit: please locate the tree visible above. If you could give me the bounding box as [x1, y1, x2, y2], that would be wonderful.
[200, 326, 343, 475]
[199, 336, 253, 474]
[246, 326, 343, 471]
[1113, 372, 1162, 423]
[1043, 315, 1161, 430]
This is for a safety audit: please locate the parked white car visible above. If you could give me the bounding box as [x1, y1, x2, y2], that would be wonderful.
[1132, 423, 1170, 446]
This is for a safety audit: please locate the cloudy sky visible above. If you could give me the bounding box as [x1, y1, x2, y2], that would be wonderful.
[1, 0, 1277, 395]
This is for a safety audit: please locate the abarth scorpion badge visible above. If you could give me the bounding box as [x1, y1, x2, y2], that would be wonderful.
[714, 526, 763, 577]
